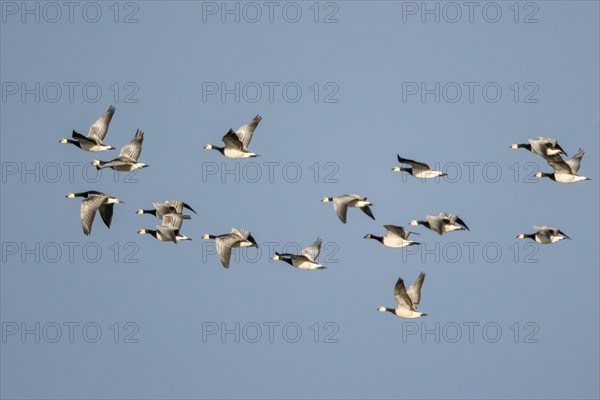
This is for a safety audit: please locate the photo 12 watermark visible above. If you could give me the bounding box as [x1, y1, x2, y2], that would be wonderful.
[1, 161, 143, 184]
[200, 1, 339, 24]
[1, 241, 140, 264]
[1, 1, 140, 24]
[201, 240, 340, 264]
[201, 321, 340, 343]
[397, 241, 540, 264]
[400, 2, 539, 24]
[392, 161, 544, 184]
[1, 321, 140, 344]
[401, 81, 540, 104]
[400, 321, 540, 344]
[200, 161, 340, 184]
[1, 81, 140, 104]
[201, 81, 339, 103]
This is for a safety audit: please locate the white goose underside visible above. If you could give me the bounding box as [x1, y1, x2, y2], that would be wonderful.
[553, 173, 588, 183]
[383, 237, 415, 248]
[415, 170, 444, 179]
[223, 148, 254, 158]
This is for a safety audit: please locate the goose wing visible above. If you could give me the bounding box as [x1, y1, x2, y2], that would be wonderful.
[332, 195, 357, 223]
[80, 193, 107, 235]
[406, 272, 426, 308]
[397, 155, 431, 174]
[301, 238, 322, 262]
[214, 234, 242, 268]
[162, 213, 185, 230]
[156, 225, 178, 243]
[448, 214, 470, 230]
[235, 114, 262, 150]
[165, 200, 197, 214]
[119, 130, 144, 161]
[383, 225, 412, 240]
[88, 105, 115, 141]
[426, 214, 444, 234]
[98, 203, 114, 229]
[565, 149, 585, 174]
[221, 129, 244, 151]
[360, 205, 376, 221]
[152, 202, 177, 218]
[545, 153, 575, 175]
[393, 277, 415, 311]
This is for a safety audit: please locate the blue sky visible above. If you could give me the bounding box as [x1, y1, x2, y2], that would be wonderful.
[1, 1, 599, 399]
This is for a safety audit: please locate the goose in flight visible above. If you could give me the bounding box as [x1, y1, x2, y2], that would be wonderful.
[378, 272, 427, 318]
[204, 115, 262, 158]
[66, 190, 123, 235]
[511, 137, 567, 158]
[409, 212, 469, 235]
[322, 194, 375, 223]
[535, 149, 591, 183]
[517, 226, 570, 244]
[60, 106, 116, 152]
[138, 213, 192, 243]
[364, 225, 420, 248]
[92, 129, 148, 171]
[136, 200, 197, 218]
[272, 238, 325, 270]
[202, 228, 258, 268]
[392, 155, 446, 179]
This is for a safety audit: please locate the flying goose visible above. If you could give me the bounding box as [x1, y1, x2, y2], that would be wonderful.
[202, 228, 258, 268]
[204, 115, 262, 158]
[138, 213, 191, 243]
[60, 106, 116, 152]
[364, 225, 420, 248]
[272, 238, 325, 270]
[409, 212, 469, 235]
[378, 272, 427, 318]
[510, 137, 567, 158]
[392, 155, 446, 179]
[322, 194, 375, 223]
[66, 190, 123, 235]
[517, 226, 570, 244]
[92, 130, 148, 171]
[535, 149, 591, 183]
[136, 200, 197, 218]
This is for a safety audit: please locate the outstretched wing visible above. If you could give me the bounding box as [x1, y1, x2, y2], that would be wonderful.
[215, 235, 241, 268]
[332, 195, 357, 223]
[301, 238, 322, 262]
[221, 129, 244, 151]
[235, 114, 262, 150]
[156, 225, 178, 244]
[98, 204, 114, 229]
[360, 205, 375, 221]
[88, 105, 115, 141]
[384, 225, 411, 240]
[407, 272, 426, 308]
[393, 277, 414, 311]
[397, 155, 431, 174]
[565, 148, 585, 174]
[119, 130, 144, 161]
[162, 213, 185, 230]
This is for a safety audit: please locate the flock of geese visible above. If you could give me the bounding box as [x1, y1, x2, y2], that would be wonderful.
[60, 106, 591, 318]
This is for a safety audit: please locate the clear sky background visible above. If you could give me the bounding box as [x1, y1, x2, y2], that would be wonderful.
[1, 1, 599, 399]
